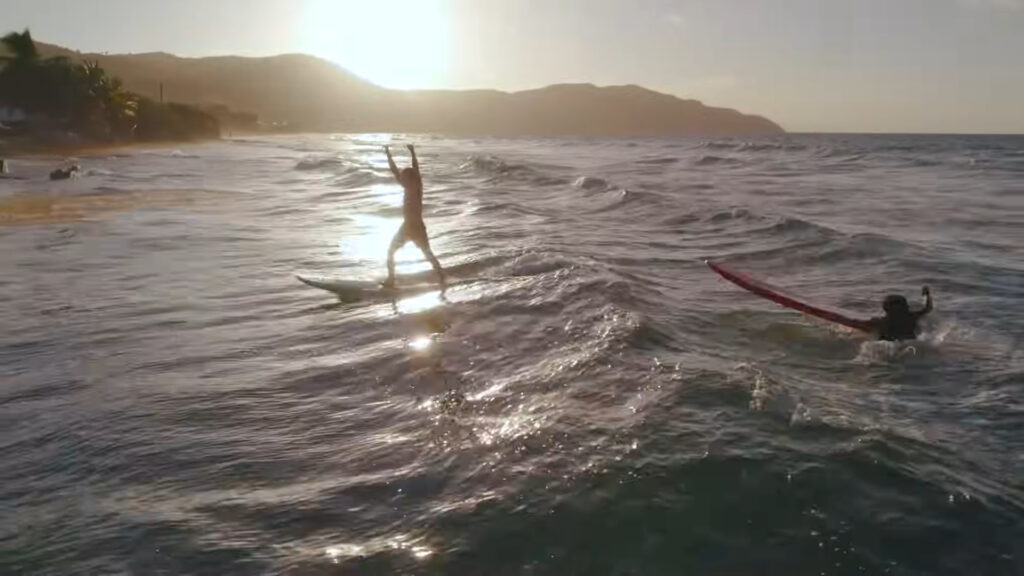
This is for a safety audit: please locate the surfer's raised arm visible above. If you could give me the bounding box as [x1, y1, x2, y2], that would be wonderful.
[384, 145, 400, 180]
[407, 143, 419, 173]
[915, 286, 933, 318]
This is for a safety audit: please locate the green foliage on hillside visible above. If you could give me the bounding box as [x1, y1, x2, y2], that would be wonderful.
[0, 29, 221, 143]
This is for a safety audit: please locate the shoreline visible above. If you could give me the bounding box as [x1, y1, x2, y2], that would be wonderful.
[0, 134, 226, 160]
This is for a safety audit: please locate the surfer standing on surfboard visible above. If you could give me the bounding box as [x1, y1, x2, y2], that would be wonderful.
[381, 144, 446, 290]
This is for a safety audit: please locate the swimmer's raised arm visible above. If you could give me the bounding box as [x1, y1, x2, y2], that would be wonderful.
[915, 286, 933, 318]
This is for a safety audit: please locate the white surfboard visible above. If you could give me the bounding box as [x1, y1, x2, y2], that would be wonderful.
[296, 275, 440, 301]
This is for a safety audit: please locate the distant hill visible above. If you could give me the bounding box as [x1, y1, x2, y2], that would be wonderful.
[35, 42, 783, 136]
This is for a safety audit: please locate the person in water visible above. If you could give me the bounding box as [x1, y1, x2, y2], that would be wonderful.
[382, 143, 445, 290]
[863, 286, 933, 341]
[49, 164, 80, 181]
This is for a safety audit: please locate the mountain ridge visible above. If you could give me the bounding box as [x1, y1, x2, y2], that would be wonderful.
[33, 41, 784, 135]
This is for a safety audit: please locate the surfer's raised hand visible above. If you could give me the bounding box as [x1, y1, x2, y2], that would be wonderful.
[384, 145, 400, 179]
[408, 143, 419, 172]
[917, 286, 934, 318]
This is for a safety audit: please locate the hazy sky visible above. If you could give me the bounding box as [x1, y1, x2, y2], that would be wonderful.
[3, 0, 1023, 133]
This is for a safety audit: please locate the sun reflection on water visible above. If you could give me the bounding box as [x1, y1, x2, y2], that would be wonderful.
[396, 291, 444, 314]
[408, 335, 432, 351]
[325, 544, 364, 564]
[366, 183, 404, 207]
[323, 534, 433, 565]
[338, 214, 418, 272]
[474, 408, 543, 447]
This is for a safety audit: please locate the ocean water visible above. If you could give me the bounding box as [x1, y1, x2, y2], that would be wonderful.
[1, 133, 1022, 575]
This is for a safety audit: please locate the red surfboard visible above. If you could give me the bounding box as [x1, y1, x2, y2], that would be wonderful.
[707, 260, 872, 332]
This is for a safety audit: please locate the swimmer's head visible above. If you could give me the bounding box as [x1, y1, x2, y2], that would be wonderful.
[399, 167, 420, 188]
[882, 294, 910, 316]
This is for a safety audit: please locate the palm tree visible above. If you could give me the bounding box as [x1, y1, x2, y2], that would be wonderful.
[105, 76, 138, 139]
[0, 28, 146, 140]
[73, 60, 137, 140]
[37, 55, 76, 119]
[0, 29, 40, 68]
[72, 60, 111, 138]
[0, 29, 42, 111]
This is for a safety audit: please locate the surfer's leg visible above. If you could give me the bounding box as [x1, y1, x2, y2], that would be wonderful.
[423, 245, 446, 290]
[383, 226, 407, 287]
[409, 223, 445, 289]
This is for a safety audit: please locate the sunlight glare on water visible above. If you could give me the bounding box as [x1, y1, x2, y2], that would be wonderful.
[408, 335, 432, 351]
[338, 214, 403, 263]
[395, 291, 445, 315]
[367, 182, 404, 208]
